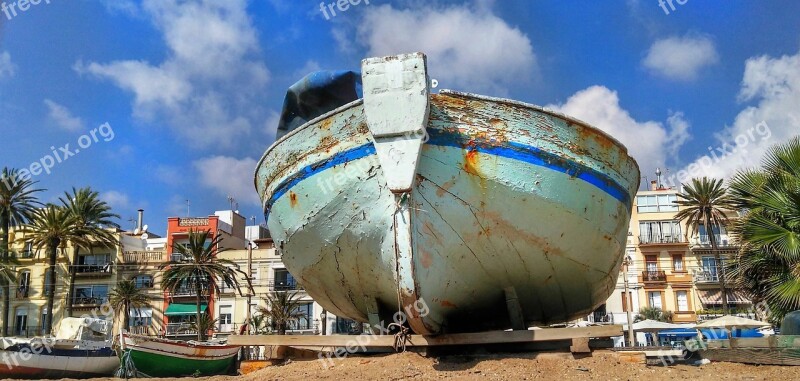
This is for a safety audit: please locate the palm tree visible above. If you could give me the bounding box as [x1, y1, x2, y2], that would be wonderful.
[675, 177, 735, 314]
[19, 205, 87, 333]
[159, 230, 245, 340]
[183, 314, 219, 339]
[60, 187, 120, 316]
[258, 290, 307, 335]
[108, 279, 152, 331]
[727, 137, 800, 322]
[0, 167, 42, 336]
[634, 306, 673, 322]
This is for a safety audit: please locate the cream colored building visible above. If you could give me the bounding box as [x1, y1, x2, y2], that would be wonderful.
[594, 182, 752, 328]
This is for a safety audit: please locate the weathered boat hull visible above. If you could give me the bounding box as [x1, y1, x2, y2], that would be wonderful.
[121, 333, 239, 377]
[0, 344, 118, 379]
[256, 89, 640, 333]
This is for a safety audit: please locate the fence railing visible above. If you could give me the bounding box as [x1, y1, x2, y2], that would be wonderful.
[122, 251, 165, 263]
[639, 234, 685, 245]
[11, 325, 45, 338]
[267, 281, 304, 291]
[641, 270, 667, 282]
[72, 264, 113, 275]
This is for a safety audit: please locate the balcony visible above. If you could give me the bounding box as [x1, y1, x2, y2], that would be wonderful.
[178, 217, 209, 227]
[15, 287, 30, 299]
[638, 234, 686, 245]
[122, 251, 165, 264]
[168, 288, 209, 298]
[165, 323, 196, 336]
[692, 234, 737, 250]
[73, 263, 113, 277]
[72, 296, 109, 307]
[127, 325, 154, 335]
[12, 326, 44, 338]
[269, 281, 304, 291]
[12, 251, 34, 260]
[694, 270, 720, 284]
[642, 270, 667, 283]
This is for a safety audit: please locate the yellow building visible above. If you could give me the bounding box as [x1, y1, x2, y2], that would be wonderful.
[629, 184, 751, 323]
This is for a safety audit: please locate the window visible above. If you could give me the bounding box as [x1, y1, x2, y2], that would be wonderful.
[672, 255, 684, 272]
[14, 307, 27, 336]
[621, 291, 633, 312]
[22, 242, 33, 257]
[288, 302, 313, 330]
[129, 308, 153, 327]
[648, 291, 663, 309]
[17, 271, 30, 298]
[698, 224, 729, 245]
[636, 194, 678, 213]
[40, 307, 48, 331]
[676, 291, 689, 312]
[74, 285, 109, 304]
[639, 221, 682, 243]
[701, 256, 718, 281]
[76, 254, 111, 273]
[132, 275, 154, 289]
[43, 270, 53, 296]
[645, 255, 658, 272]
[218, 305, 233, 331]
[274, 269, 296, 290]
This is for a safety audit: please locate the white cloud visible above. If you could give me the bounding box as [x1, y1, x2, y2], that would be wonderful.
[155, 165, 182, 186]
[0, 51, 16, 79]
[43, 99, 85, 131]
[100, 190, 131, 211]
[643, 35, 719, 81]
[677, 50, 800, 184]
[76, 0, 270, 149]
[546, 86, 691, 177]
[193, 156, 260, 206]
[99, 0, 140, 16]
[346, 3, 536, 95]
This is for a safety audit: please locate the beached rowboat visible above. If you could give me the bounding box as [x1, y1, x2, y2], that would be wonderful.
[120, 332, 239, 377]
[255, 53, 640, 334]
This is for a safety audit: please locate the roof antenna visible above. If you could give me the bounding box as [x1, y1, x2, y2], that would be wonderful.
[186, 199, 190, 217]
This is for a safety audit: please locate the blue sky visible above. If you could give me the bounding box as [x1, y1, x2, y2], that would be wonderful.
[1, 0, 799, 235]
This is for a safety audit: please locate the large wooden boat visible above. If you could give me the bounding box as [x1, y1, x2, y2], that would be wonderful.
[0, 318, 118, 379]
[120, 332, 239, 377]
[255, 53, 640, 334]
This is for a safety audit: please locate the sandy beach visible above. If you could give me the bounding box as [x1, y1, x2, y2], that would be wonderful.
[7, 351, 799, 381]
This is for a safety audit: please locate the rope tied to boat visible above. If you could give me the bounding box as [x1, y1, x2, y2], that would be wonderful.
[387, 322, 410, 353]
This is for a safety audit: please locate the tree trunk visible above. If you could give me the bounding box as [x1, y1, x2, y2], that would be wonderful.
[123, 300, 130, 331]
[65, 246, 79, 317]
[195, 278, 203, 341]
[45, 239, 59, 334]
[706, 215, 729, 315]
[1, 211, 10, 337]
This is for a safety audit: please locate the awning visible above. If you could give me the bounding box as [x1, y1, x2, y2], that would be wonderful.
[164, 303, 207, 316]
[130, 308, 153, 318]
[697, 289, 752, 305]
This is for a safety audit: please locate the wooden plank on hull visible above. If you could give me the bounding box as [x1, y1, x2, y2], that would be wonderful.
[228, 325, 623, 347]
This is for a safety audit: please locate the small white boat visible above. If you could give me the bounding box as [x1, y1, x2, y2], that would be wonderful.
[0, 317, 118, 379]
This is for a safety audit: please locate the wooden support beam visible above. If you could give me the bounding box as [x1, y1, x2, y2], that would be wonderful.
[504, 286, 526, 331]
[228, 325, 623, 347]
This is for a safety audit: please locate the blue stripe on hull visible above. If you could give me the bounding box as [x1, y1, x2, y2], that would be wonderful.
[264, 129, 631, 219]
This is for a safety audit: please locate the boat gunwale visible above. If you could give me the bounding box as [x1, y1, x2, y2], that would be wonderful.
[254, 90, 641, 205]
[122, 333, 238, 350]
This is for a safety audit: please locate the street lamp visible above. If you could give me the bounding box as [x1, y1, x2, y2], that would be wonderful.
[623, 255, 636, 346]
[320, 310, 328, 335]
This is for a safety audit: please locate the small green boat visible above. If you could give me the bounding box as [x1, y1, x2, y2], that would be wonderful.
[120, 332, 239, 377]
